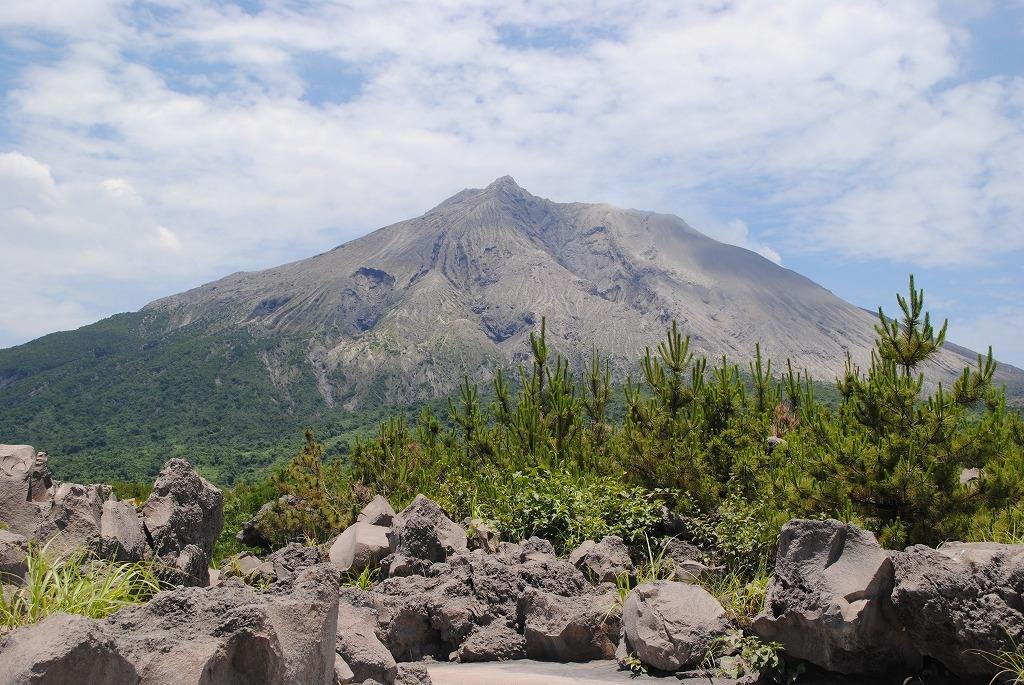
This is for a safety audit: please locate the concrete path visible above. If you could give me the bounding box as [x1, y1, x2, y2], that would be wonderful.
[426, 660, 644, 684]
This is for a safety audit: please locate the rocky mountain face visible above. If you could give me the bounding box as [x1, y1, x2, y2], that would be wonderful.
[145, 176, 1022, 407]
[1, 177, 1022, 483]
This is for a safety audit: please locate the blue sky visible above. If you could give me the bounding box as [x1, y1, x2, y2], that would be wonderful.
[1, 0, 1023, 367]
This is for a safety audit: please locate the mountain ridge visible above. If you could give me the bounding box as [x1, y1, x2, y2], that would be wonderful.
[1, 177, 1022, 483]
[141, 175, 1022, 405]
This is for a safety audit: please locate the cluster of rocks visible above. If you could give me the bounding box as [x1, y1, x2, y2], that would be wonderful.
[0, 445, 222, 586]
[2, 445, 1022, 685]
[752, 518, 1024, 682]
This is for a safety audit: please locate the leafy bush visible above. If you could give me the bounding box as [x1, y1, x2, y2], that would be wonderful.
[0, 541, 161, 629]
[480, 468, 669, 554]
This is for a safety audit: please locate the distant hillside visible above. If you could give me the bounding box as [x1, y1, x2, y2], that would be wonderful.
[2, 177, 1021, 483]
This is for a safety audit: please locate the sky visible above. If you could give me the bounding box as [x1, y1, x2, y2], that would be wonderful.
[0, 0, 1023, 366]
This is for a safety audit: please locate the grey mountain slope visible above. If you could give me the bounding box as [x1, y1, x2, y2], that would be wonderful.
[145, 176, 1024, 405]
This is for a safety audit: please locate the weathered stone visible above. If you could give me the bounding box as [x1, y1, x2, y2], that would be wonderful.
[266, 541, 323, 582]
[0, 445, 50, 538]
[358, 495, 396, 527]
[99, 498, 146, 562]
[891, 541, 1024, 678]
[454, 622, 527, 662]
[142, 458, 223, 586]
[517, 587, 620, 661]
[622, 580, 728, 673]
[33, 483, 108, 557]
[223, 551, 276, 583]
[501, 537, 556, 563]
[395, 662, 432, 685]
[514, 558, 589, 596]
[331, 522, 391, 574]
[0, 613, 139, 685]
[569, 536, 632, 583]
[387, 495, 467, 565]
[751, 519, 920, 675]
[335, 654, 355, 684]
[337, 595, 398, 685]
[110, 563, 340, 684]
[0, 529, 28, 583]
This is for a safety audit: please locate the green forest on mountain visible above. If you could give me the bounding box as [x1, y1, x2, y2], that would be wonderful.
[214, 278, 1024, 567]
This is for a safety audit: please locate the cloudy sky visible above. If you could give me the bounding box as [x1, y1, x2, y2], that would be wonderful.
[1, 0, 1023, 366]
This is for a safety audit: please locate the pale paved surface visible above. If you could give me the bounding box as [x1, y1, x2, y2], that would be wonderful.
[426, 660, 643, 684]
[426, 660, 889, 685]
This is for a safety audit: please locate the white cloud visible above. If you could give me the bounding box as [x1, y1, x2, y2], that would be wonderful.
[0, 0, 1022, 347]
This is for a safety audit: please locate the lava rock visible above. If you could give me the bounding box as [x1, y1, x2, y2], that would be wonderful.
[622, 580, 728, 673]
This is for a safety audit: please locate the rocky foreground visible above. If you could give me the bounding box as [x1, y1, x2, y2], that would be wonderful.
[1, 444, 1022, 684]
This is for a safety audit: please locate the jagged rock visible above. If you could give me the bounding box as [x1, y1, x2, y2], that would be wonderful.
[266, 541, 323, 582]
[0, 445, 51, 538]
[454, 622, 527, 662]
[569, 536, 632, 583]
[497, 537, 556, 564]
[142, 459, 223, 586]
[622, 580, 729, 673]
[99, 497, 147, 561]
[331, 522, 391, 574]
[0, 613, 138, 685]
[464, 518, 500, 553]
[395, 662, 432, 685]
[387, 495, 467, 566]
[517, 586, 620, 661]
[337, 594, 398, 685]
[32, 483, 146, 562]
[110, 563, 339, 684]
[751, 519, 920, 675]
[358, 495, 396, 527]
[891, 541, 1024, 678]
[0, 529, 28, 583]
[514, 557, 589, 596]
[335, 654, 355, 684]
[223, 551, 276, 582]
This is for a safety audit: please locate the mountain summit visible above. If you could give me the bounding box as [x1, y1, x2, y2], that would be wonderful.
[145, 177, 1001, 405]
[2, 178, 1021, 482]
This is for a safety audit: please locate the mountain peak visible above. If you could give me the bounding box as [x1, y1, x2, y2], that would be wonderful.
[485, 175, 521, 191]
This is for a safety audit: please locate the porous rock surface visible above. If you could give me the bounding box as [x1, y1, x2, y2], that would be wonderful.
[568, 536, 632, 583]
[621, 580, 729, 672]
[0, 447, 222, 589]
[142, 458, 224, 586]
[891, 541, 1024, 678]
[0, 613, 138, 685]
[751, 519, 919, 675]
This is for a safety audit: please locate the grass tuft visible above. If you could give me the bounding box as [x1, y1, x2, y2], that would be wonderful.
[0, 539, 161, 630]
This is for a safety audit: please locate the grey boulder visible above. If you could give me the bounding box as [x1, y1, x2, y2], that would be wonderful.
[0, 529, 28, 583]
[517, 586, 620, 661]
[142, 458, 223, 586]
[0, 613, 138, 685]
[622, 580, 728, 673]
[110, 562, 340, 684]
[330, 522, 391, 574]
[357, 495, 396, 527]
[751, 519, 920, 675]
[454, 622, 526, 662]
[569, 536, 632, 583]
[387, 495, 467, 565]
[0, 445, 51, 538]
[891, 541, 1024, 678]
[337, 594, 398, 684]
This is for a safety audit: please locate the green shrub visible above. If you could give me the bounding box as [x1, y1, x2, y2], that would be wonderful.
[0, 541, 161, 629]
[480, 467, 670, 554]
